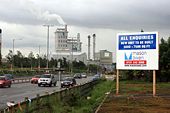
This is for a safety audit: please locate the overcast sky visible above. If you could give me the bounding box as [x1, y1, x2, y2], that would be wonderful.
[0, 0, 170, 62]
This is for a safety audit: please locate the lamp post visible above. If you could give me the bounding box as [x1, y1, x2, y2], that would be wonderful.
[43, 24, 54, 69]
[71, 37, 74, 76]
[38, 45, 41, 71]
[12, 38, 22, 70]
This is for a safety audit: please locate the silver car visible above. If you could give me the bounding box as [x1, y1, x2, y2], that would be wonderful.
[38, 74, 57, 87]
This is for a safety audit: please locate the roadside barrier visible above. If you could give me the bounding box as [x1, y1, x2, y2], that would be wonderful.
[0, 79, 99, 113]
[12, 78, 31, 84]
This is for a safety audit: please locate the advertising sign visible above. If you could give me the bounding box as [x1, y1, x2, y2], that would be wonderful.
[116, 32, 159, 70]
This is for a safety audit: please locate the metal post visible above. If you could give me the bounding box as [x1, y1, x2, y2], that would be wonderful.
[38, 45, 41, 71]
[43, 24, 54, 69]
[153, 70, 156, 97]
[47, 26, 49, 69]
[71, 37, 73, 76]
[58, 62, 61, 89]
[116, 69, 119, 95]
[12, 38, 22, 70]
[12, 39, 15, 70]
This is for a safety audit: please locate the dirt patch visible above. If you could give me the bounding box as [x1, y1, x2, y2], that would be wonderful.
[98, 95, 170, 113]
[97, 82, 170, 113]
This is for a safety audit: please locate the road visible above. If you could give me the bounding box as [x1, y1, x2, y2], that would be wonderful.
[0, 76, 93, 110]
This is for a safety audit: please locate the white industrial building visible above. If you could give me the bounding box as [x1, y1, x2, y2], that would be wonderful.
[51, 25, 86, 64]
[54, 25, 82, 52]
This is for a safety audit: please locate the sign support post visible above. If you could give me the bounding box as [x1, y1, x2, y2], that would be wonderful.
[153, 70, 156, 96]
[116, 69, 119, 95]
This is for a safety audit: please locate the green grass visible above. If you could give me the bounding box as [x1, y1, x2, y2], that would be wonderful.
[13, 79, 114, 113]
[71, 80, 114, 113]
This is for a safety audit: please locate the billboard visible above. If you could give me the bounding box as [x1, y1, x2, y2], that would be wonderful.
[116, 32, 159, 70]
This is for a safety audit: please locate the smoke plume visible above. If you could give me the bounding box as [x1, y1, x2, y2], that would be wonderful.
[20, 0, 66, 25]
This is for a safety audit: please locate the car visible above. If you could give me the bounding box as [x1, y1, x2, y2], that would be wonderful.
[38, 74, 57, 87]
[31, 75, 40, 84]
[61, 77, 76, 88]
[0, 76, 12, 88]
[0, 74, 14, 81]
[81, 73, 87, 78]
[73, 73, 82, 79]
[92, 74, 100, 81]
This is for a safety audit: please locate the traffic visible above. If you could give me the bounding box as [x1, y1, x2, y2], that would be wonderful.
[0, 72, 99, 110]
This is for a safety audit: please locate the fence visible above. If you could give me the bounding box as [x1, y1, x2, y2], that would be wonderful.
[12, 78, 31, 84]
[0, 79, 99, 113]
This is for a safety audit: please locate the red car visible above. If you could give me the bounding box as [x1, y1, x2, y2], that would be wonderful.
[0, 76, 12, 88]
[31, 75, 40, 84]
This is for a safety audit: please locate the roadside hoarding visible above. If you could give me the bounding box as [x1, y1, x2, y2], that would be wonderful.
[116, 32, 159, 70]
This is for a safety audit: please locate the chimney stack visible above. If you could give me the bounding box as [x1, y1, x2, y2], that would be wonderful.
[88, 35, 91, 60]
[92, 34, 96, 60]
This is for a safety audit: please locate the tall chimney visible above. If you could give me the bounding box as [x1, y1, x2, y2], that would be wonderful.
[88, 35, 91, 60]
[93, 34, 96, 60]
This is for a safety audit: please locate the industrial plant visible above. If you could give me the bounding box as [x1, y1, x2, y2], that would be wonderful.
[51, 25, 87, 64]
[51, 25, 113, 68]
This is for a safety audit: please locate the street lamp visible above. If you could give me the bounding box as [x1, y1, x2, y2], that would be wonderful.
[38, 45, 41, 71]
[43, 24, 54, 69]
[12, 38, 22, 70]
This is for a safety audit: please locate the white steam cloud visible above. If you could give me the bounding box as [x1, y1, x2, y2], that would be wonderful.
[20, 0, 66, 25]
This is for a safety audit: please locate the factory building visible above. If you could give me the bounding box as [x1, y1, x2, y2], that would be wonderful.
[54, 25, 82, 52]
[52, 25, 86, 64]
[87, 50, 113, 71]
[95, 50, 112, 65]
[95, 50, 113, 71]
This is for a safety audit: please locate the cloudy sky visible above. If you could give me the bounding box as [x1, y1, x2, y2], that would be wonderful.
[0, 0, 170, 62]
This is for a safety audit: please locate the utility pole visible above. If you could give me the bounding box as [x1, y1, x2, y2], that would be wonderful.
[38, 45, 41, 71]
[12, 38, 22, 70]
[70, 37, 74, 76]
[43, 24, 54, 69]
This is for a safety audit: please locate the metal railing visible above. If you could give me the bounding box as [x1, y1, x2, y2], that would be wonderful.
[0, 79, 99, 113]
[12, 78, 31, 84]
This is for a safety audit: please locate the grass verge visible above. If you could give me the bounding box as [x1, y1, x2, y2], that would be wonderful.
[13, 79, 114, 113]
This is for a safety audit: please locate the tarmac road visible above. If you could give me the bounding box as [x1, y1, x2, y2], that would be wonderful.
[0, 76, 93, 110]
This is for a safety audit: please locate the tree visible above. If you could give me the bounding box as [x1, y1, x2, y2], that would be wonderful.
[13, 51, 24, 68]
[49, 58, 58, 68]
[28, 51, 35, 70]
[158, 37, 170, 82]
[6, 50, 13, 65]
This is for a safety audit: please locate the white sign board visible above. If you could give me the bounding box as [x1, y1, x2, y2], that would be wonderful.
[116, 32, 159, 70]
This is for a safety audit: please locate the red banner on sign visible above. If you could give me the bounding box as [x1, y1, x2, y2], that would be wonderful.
[125, 60, 147, 64]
